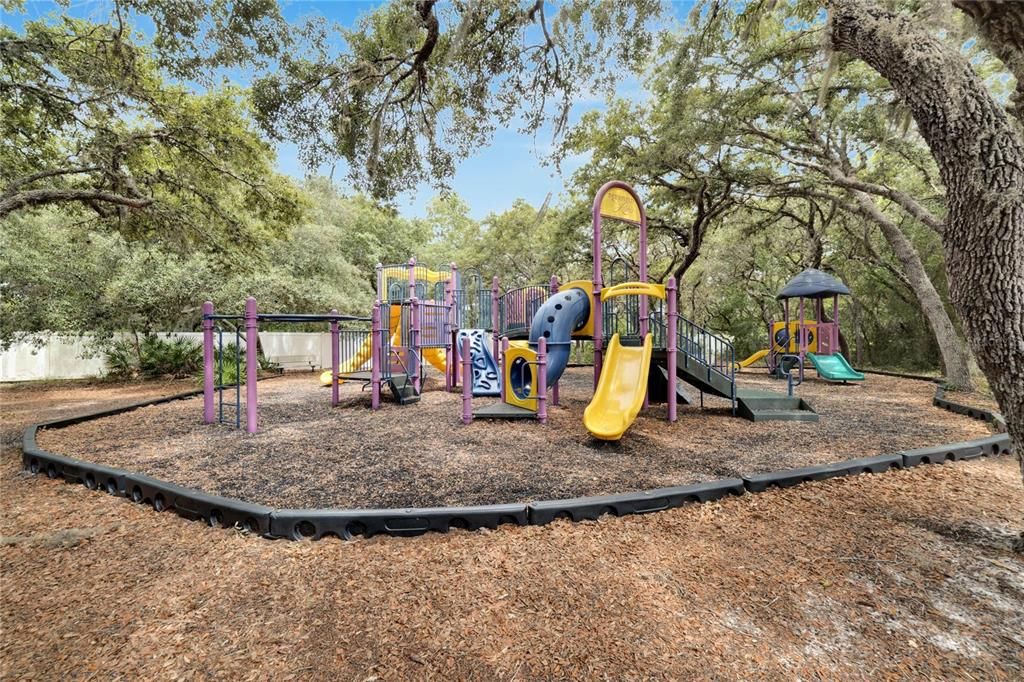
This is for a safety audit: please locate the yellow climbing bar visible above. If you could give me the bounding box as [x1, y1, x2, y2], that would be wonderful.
[600, 282, 666, 301]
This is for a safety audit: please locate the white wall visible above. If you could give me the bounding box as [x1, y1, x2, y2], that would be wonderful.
[0, 332, 335, 382]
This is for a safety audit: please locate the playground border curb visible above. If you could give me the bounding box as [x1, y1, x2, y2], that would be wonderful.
[17, 384, 1015, 542]
[741, 454, 903, 493]
[527, 479, 745, 525]
[269, 505, 528, 540]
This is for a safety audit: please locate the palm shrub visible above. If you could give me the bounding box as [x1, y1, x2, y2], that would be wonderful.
[103, 335, 203, 379]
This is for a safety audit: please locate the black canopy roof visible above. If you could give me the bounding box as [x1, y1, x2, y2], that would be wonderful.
[777, 268, 851, 300]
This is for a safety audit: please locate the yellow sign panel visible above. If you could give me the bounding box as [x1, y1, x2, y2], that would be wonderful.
[599, 187, 642, 224]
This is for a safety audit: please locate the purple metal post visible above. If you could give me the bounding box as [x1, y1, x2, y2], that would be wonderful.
[491, 276, 500, 368]
[666, 277, 678, 423]
[330, 308, 340, 407]
[202, 301, 215, 424]
[500, 337, 510, 403]
[798, 296, 806, 382]
[410, 295, 420, 393]
[371, 302, 382, 410]
[461, 336, 472, 424]
[815, 298, 823, 352]
[444, 280, 453, 392]
[832, 295, 840, 355]
[244, 297, 258, 434]
[549, 274, 560, 407]
[537, 337, 547, 424]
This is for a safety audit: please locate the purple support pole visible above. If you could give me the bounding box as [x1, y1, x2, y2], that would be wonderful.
[407, 257, 416, 299]
[833, 295, 840, 355]
[638, 206, 649, 411]
[375, 262, 384, 301]
[451, 263, 460, 326]
[461, 336, 472, 424]
[667, 277, 678, 423]
[202, 301, 215, 423]
[371, 302, 382, 410]
[537, 337, 547, 424]
[244, 297, 258, 434]
[784, 299, 791, 350]
[444, 280, 453, 392]
[798, 296, 806, 383]
[410, 295, 420, 393]
[330, 308, 339, 407]
[501, 337, 510, 403]
[491, 276, 500, 367]
[549, 275, 560, 407]
[815, 298, 823, 352]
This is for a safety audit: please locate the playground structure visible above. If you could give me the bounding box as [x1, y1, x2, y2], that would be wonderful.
[202, 180, 819, 438]
[736, 268, 865, 384]
[460, 181, 818, 437]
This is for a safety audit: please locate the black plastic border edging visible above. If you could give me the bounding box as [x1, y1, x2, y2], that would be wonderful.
[528, 479, 744, 525]
[742, 454, 903, 493]
[270, 505, 528, 540]
[17, 382, 1016, 542]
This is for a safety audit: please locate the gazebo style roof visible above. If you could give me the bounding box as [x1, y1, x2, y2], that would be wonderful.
[777, 268, 851, 300]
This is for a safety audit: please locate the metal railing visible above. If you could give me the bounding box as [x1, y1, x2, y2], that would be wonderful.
[336, 323, 373, 375]
[499, 285, 548, 338]
[676, 316, 735, 383]
[418, 302, 449, 348]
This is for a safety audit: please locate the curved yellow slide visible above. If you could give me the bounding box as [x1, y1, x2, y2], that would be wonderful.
[320, 305, 448, 385]
[735, 348, 769, 370]
[583, 333, 653, 441]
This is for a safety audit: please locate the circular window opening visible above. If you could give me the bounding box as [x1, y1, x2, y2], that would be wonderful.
[509, 357, 533, 400]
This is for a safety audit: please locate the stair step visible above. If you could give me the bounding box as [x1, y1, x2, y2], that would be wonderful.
[743, 408, 819, 422]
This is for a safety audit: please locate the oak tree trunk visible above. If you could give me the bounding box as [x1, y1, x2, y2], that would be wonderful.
[829, 0, 1024, 519]
[850, 190, 974, 389]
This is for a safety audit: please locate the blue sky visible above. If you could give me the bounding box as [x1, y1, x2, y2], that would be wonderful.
[8, 1, 694, 219]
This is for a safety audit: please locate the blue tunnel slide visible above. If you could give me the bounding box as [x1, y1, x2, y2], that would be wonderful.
[527, 287, 591, 385]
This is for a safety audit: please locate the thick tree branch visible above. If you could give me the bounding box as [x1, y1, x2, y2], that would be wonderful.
[0, 188, 153, 217]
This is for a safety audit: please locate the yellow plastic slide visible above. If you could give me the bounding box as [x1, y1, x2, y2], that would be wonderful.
[320, 305, 447, 385]
[583, 333, 653, 441]
[736, 348, 769, 370]
[421, 347, 447, 374]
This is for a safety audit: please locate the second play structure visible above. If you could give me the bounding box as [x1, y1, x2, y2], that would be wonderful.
[735, 268, 864, 384]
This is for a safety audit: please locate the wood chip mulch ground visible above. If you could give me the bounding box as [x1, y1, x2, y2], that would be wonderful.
[35, 369, 993, 509]
[1, 380, 1022, 680]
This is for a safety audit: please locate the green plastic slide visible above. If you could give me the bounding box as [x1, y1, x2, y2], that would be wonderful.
[806, 352, 865, 382]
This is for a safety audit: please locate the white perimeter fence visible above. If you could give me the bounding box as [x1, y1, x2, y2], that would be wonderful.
[0, 332, 337, 382]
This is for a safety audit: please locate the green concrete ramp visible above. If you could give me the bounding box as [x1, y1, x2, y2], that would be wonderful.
[736, 389, 819, 422]
[807, 353, 864, 382]
[473, 403, 537, 420]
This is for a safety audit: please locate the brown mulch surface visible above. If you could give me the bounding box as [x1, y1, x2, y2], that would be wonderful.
[35, 369, 992, 509]
[1, 381, 1022, 679]
[939, 387, 1003, 414]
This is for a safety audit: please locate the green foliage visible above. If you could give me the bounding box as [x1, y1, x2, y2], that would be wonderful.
[251, 0, 662, 198]
[103, 335, 203, 380]
[1, 14, 304, 251]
